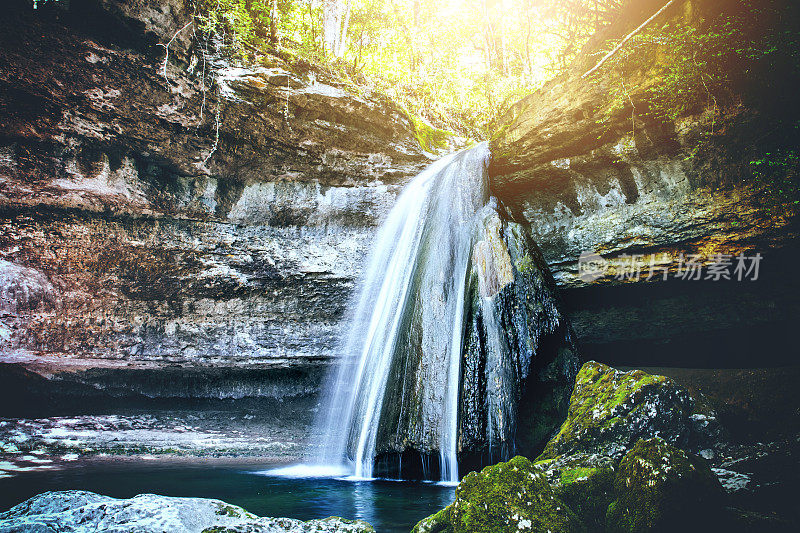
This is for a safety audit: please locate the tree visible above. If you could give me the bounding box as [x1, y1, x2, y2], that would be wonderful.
[322, 0, 351, 56]
[190, 0, 630, 137]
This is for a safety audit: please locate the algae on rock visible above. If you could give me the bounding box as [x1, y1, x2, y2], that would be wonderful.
[539, 361, 721, 460]
[606, 437, 724, 533]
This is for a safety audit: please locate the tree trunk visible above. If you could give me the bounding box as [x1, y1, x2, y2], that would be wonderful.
[482, 0, 504, 73]
[322, 0, 350, 57]
[269, 0, 279, 45]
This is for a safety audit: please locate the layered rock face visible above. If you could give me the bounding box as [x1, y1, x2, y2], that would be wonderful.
[489, 0, 800, 366]
[0, 1, 431, 400]
[458, 205, 579, 468]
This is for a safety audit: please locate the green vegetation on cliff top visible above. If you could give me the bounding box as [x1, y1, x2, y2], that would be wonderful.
[188, 0, 632, 139]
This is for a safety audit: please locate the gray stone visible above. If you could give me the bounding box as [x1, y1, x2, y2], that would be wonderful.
[0, 490, 374, 532]
[0, 1, 430, 396]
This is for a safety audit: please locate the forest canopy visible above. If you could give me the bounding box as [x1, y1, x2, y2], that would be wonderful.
[192, 0, 627, 138]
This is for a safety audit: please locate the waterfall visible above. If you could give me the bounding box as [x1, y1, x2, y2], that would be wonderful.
[267, 141, 578, 484]
[313, 143, 490, 482]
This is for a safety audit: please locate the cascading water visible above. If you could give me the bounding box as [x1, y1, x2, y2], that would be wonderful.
[314, 143, 490, 483]
[268, 141, 579, 484]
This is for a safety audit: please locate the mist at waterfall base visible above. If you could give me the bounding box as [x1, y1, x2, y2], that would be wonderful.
[266, 141, 558, 484]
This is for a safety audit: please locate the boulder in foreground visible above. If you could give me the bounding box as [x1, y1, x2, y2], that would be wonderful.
[412, 455, 587, 533]
[413, 362, 729, 532]
[539, 361, 722, 460]
[0, 491, 374, 533]
[413, 439, 723, 533]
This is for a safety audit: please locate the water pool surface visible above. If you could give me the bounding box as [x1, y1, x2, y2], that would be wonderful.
[0, 460, 455, 532]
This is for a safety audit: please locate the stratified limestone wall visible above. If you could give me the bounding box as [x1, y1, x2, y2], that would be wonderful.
[490, 0, 800, 366]
[0, 0, 431, 398]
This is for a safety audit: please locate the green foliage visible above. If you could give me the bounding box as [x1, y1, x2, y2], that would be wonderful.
[594, 0, 800, 124]
[750, 148, 800, 213]
[406, 111, 452, 153]
[193, 0, 317, 61]
[188, 1, 624, 138]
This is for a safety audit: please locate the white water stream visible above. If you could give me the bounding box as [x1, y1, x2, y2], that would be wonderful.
[272, 143, 492, 483]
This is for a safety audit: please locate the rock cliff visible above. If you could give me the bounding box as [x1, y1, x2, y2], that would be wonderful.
[0, 0, 431, 401]
[489, 0, 800, 366]
[3, 0, 799, 404]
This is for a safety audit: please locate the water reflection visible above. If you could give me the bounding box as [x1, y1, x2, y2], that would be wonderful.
[253, 469, 455, 531]
[0, 461, 455, 533]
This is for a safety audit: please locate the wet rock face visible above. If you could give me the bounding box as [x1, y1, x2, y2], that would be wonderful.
[369, 197, 579, 478]
[459, 207, 580, 467]
[0, 1, 430, 395]
[0, 490, 375, 532]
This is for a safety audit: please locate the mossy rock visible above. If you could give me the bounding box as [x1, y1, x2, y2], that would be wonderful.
[529, 453, 617, 532]
[540, 362, 713, 460]
[412, 506, 454, 533]
[413, 456, 587, 533]
[214, 502, 243, 518]
[404, 111, 453, 153]
[553, 465, 616, 531]
[606, 437, 723, 533]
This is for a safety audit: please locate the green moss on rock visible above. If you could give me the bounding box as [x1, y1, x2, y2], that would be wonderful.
[557, 466, 616, 531]
[215, 503, 242, 518]
[413, 456, 587, 533]
[406, 112, 453, 153]
[540, 362, 702, 460]
[533, 454, 617, 532]
[606, 437, 723, 533]
[560, 467, 596, 485]
[412, 506, 454, 533]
